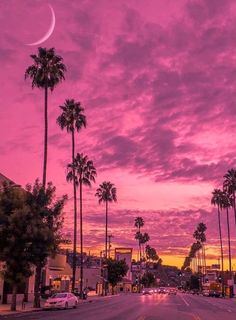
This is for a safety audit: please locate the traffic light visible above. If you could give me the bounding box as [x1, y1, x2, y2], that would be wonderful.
[218, 276, 222, 283]
[135, 276, 139, 284]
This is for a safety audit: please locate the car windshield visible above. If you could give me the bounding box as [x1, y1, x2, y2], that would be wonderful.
[51, 293, 67, 298]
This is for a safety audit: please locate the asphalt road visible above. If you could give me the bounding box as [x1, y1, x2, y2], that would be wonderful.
[2, 293, 236, 320]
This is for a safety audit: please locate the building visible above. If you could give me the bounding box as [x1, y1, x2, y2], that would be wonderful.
[45, 254, 102, 293]
[115, 248, 132, 281]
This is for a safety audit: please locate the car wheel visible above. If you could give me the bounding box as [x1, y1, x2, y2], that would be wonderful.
[73, 301, 78, 309]
[65, 302, 69, 309]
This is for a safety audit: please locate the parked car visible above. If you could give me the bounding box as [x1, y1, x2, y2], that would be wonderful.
[202, 289, 210, 297]
[44, 292, 78, 310]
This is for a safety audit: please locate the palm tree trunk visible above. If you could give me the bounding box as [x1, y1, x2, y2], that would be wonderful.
[233, 192, 236, 225]
[138, 226, 141, 261]
[33, 265, 41, 308]
[79, 178, 83, 298]
[203, 244, 207, 276]
[105, 201, 108, 258]
[11, 284, 17, 311]
[71, 130, 77, 293]
[226, 208, 232, 275]
[42, 86, 48, 188]
[217, 206, 224, 272]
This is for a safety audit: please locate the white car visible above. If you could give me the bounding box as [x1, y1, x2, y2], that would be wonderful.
[44, 292, 78, 309]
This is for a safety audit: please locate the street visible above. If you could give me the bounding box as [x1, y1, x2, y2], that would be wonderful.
[1, 293, 236, 320]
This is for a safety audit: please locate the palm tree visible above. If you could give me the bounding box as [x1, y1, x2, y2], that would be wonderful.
[221, 191, 232, 275]
[25, 47, 66, 188]
[211, 189, 224, 275]
[140, 232, 150, 259]
[193, 230, 202, 273]
[223, 169, 236, 226]
[198, 223, 207, 274]
[57, 99, 86, 292]
[134, 217, 144, 261]
[95, 182, 117, 258]
[67, 153, 96, 297]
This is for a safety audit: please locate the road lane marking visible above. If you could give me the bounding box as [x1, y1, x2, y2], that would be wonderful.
[191, 314, 201, 320]
[180, 295, 190, 306]
[228, 309, 232, 313]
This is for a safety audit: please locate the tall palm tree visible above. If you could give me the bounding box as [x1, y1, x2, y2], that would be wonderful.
[140, 232, 150, 259]
[25, 47, 66, 188]
[134, 217, 144, 261]
[223, 168, 236, 226]
[194, 223, 207, 275]
[95, 181, 117, 258]
[67, 153, 96, 297]
[221, 191, 232, 275]
[211, 189, 224, 276]
[57, 99, 86, 292]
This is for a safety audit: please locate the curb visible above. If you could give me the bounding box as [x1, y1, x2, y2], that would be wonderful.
[0, 294, 121, 316]
[0, 308, 42, 317]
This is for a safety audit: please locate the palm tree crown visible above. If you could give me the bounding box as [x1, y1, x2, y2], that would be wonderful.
[67, 153, 97, 186]
[211, 189, 224, 207]
[223, 169, 236, 195]
[95, 181, 117, 204]
[57, 99, 86, 133]
[134, 217, 144, 230]
[25, 47, 66, 90]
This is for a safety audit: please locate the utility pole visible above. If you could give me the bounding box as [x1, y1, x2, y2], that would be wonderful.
[108, 234, 113, 258]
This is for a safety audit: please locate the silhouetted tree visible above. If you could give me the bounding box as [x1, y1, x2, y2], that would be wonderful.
[95, 182, 117, 258]
[67, 153, 96, 296]
[57, 98, 86, 292]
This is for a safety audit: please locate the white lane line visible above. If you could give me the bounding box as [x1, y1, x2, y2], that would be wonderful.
[228, 309, 232, 313]
[180, 295, 190, 307]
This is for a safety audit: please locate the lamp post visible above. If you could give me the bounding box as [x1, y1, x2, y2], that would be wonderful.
[108, 234, 113, 259]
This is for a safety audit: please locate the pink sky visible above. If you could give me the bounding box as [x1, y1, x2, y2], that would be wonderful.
[0, 0, 236, 267]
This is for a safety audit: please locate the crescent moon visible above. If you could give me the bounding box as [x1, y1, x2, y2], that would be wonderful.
[26, 4, 55, 46]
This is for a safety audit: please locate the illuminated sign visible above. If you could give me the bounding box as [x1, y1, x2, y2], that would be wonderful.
[115, 248, 132, 254]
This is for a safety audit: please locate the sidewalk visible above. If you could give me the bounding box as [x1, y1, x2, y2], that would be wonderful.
[0, 301, 42, 316]
[0, 294, 120, 316]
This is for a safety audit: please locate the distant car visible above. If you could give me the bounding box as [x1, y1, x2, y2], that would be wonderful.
[142, 288, 153, 295]
[44, 292, 78, 309]
[153, 288, 160, 294]
[159, 287, 168, 294]
[168, 288, 177, 295]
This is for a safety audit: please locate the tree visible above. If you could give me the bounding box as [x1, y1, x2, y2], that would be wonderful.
[26, 180, 67, 308]
[189, 275, 200, 290]
[140, 272, 156, 287]
[221, 191, 232, 274]
[0, 183, 33, 311]
[145, 245, 159, 262]
[67, 153, 96, 297]
[211, 189, 224, 275]
[106, 258, 129, 295]
[25, 47, 66, 188]
[95, 182, 117, 258]
[140, 232, 150, 258]
[134, 217, 144, 261]
[223, 168, 236, 226]
[193, 223, 207, 275]
[57, 99, 86, 292]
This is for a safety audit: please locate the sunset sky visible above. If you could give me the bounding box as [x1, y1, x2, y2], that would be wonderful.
[0, 0, 236, 268]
